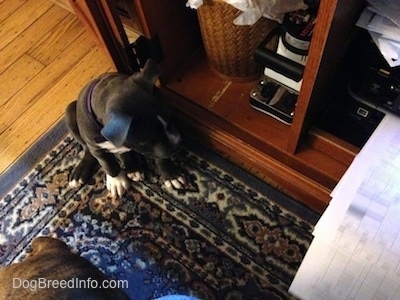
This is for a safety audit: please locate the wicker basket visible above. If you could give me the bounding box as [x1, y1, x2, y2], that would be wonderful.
[197, 0, 277, 82]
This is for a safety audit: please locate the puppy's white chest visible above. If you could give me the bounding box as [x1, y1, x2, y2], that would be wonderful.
[97, 141, 130, 153]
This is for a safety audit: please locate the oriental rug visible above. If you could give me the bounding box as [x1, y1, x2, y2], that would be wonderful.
[0, 121, 318, 300]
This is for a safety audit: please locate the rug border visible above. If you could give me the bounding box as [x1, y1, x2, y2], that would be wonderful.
[183, 139, 319, 224]
[0, 120, 68, 198]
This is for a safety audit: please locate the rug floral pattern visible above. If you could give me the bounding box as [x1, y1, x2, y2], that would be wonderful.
[0, 135, 316, 300]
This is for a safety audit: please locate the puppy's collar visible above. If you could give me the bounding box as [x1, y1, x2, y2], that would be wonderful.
[86, 79, 107, 143]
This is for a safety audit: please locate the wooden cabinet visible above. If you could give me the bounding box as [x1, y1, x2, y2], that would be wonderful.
[69, 0, 366, 213]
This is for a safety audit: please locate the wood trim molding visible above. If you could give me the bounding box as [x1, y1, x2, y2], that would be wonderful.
[69, 0, 133, 73]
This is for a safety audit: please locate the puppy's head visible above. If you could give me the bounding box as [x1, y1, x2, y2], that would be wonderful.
[100, 59, 181, 158]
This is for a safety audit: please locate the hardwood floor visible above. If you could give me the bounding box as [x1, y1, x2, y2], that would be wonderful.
[0, 0, 115, 175]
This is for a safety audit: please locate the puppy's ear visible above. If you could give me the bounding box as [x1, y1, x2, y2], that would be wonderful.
[130, 59, 161, 91]
[100, 112, 132, 147]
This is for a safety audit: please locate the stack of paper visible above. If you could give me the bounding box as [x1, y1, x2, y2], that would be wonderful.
[357, 0, 400, 67]
[289, 113, 400, 300]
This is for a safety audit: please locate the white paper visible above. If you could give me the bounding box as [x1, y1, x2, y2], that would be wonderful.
[356, 7, 400, 67]
[290, 114, 400, 300]
[313, 114, 397, 238]
[185, 0, 306, 24]
[367, 0, 400, 28]
[367, 13, 400, 42]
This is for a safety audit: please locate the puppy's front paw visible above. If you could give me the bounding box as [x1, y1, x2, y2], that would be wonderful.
[68, 150, 98, 189]
[164, 176, 186, 189]
[106, 171, 131, 197]
[127, 171, 145, 182]
[69, 178, 83, 189]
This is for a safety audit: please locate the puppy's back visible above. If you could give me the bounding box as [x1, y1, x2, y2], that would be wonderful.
[0, 237, 129, 300]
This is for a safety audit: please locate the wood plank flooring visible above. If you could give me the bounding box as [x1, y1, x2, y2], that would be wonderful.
[0, 0, 115, 175]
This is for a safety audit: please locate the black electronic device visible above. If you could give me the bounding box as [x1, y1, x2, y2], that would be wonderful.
[316, 30, 392, 147]
[347, 30, 400, 117]
[317, 93, 385, 148]
[349, 66, 400, 116]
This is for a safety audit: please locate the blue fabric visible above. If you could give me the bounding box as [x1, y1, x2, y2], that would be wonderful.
[155, 296, 200, 300]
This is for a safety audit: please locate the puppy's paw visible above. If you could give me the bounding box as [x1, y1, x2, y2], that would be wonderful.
[127, 171, 145, 182]
[68, 150, 98, 189]
[69, 179, 83, 189]
[106, 171, 131, 197]
[164, 176, 186, 189]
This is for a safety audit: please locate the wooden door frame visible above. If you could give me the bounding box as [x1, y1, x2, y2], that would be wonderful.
[69, 0, 135, 73]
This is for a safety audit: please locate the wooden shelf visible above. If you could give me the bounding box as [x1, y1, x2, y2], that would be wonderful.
[163, 52, 357, 213]
[166, 52, 290, 151]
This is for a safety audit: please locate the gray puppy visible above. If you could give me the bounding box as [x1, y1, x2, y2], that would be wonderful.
[65, 59, 184, 197]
